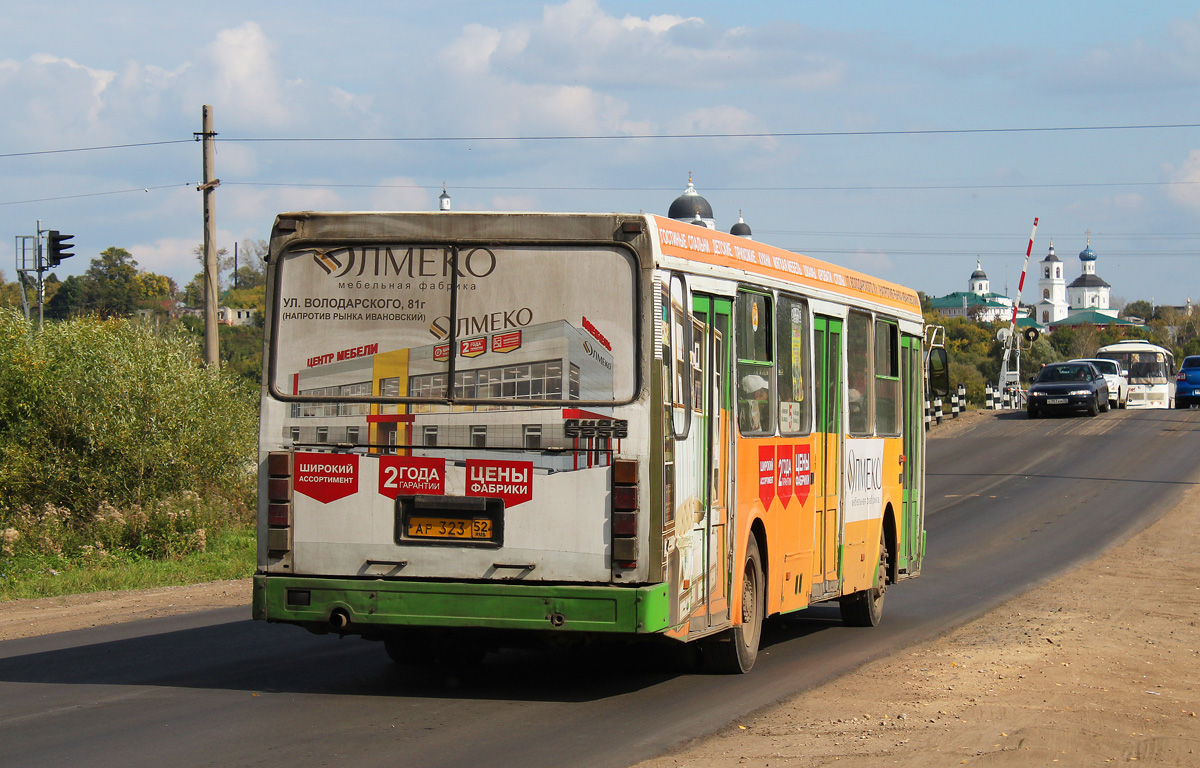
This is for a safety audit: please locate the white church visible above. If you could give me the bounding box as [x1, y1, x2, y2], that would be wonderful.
[1034, 237, 1117, 326]
[927, 260, 1020, 322]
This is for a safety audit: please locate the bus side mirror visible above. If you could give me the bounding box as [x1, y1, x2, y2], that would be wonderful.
[927, 348, 950, 397]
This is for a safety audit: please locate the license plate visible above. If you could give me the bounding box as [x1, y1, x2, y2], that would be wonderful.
[1047, 397, 1068, 405]
[407, 517, 493, 540]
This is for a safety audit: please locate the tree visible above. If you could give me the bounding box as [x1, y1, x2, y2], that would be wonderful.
[45, 276, 86, 320]
[134, 273, 177, 301]
[191, 244, 230, 290]
[0, 271, 29, 310]
[82, 247, 141, 318]
[1122, 299, 1153, 320]
[231, 239, 267, 289]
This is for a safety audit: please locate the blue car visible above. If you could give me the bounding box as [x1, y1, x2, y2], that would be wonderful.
[1176, 355, 1200, 408]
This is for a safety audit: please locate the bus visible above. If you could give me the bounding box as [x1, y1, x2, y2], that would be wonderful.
[1097, 340, 1175, 409]
[252, 211, 949, 673]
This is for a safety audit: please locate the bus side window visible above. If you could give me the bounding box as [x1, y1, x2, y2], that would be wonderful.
[668, 274, 691, 438]
[874, 319, 900, 435]
[846, 311, 873, 435]
[736, 290, 774, 435]
[775, 295, 811, 435]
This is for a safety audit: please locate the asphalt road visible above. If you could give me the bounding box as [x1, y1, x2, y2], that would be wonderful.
[1, 408, 1197, 768]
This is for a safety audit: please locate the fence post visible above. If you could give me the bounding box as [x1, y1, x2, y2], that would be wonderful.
[934, 397, 944, 424]
[985, 382, 994, 410]
[957, 383, 967, 416]
[924, 397, 931, 430]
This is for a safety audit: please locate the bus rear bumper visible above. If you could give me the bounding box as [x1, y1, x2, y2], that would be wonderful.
[252, 574, 670, 635]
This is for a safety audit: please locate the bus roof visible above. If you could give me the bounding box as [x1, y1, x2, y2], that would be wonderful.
[1097, 340, 1174, 358]
[650, 215, 922, 318]
[267, 210, 923, 319]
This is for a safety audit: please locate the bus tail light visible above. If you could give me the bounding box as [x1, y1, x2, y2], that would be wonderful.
[267, 451, 293, 556]
[612, 459, 639, 567]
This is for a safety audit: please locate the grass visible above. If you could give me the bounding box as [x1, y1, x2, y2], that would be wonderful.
[0, 525, 255, 602]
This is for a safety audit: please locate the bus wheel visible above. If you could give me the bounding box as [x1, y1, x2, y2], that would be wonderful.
[702, 537, 764, 674]
[840, 532, 889, 627]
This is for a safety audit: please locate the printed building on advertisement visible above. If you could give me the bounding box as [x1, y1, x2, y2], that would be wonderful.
[284, 319, 616, 471]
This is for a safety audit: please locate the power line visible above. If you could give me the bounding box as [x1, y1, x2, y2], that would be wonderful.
[0, 183, 191, 207]
[4, 121, 1200, 159]
[0, 139, 193, 159]
[17, 176, 1195, 206]
[221, 122, 1200, 143]
[788, 247, 1200, 258]
[760, 230, 1200, 240]
[221, 179, 1200, 193]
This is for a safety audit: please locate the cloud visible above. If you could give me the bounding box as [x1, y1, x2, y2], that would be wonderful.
[367, 177, 433, 211]
[202, 22, 288, 127]
[488, 194, 540, 211]
[842, 249, 894, 276]
[0, 54, 120, 146]
[1042, 12, 1200, 95]
[1164, 149, 1200, 212]
[439, 0, 841, 91]
[441, 23, 505, 76]
[128, 236, 202, 280]
[676, 106, 776, 150]
[223, 184, 347, 224]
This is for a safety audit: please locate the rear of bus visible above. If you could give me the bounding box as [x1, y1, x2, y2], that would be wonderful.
[252, 212, 662, 659]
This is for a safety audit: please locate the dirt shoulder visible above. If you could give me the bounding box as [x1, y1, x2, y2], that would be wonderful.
[0, 579, 250, 642]
[635, 463, 1200, 767]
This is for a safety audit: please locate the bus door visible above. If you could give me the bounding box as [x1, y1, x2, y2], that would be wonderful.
[900, 335, 924, 574]
[667, 281, 729, 630]
[680, 294, 732, 633]
[813, 316, 843, 596]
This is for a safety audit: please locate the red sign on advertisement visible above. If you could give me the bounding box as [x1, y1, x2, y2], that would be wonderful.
[794, 444, 813, 506]
[492, 331, 522, 354]
[460, 337, 487, 358]
[466, 459, 533, 507]
[377, 456, 445, 499]
[433, 343, 449, 362]
[294, 453, 358, 504]
[581, 316, 612, 351]
[758, 445, 775, 508]
[776, 445, 794, 507]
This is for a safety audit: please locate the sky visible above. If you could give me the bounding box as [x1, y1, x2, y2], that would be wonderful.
[3, 0, 1200, 307]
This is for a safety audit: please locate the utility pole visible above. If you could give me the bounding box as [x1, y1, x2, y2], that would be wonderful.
[197, 105, 221, 368]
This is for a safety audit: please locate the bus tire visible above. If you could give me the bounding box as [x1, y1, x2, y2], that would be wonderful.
[840, 531, 888, 627]
[702, 536, 764, 674]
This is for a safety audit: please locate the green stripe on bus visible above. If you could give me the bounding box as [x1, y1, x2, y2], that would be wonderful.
[253, 575, 670, 634]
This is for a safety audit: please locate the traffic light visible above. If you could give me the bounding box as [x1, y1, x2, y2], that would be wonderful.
[47, 230, 74, 268]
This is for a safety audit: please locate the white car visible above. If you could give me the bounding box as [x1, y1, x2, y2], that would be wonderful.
[1070, 358, 1128, 409]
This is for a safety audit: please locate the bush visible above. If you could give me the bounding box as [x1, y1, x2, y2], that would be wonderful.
[0, 309, 257, 517]
[0, 491, 250, 564]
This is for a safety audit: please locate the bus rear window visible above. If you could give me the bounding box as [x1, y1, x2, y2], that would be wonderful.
[270, 244, 638, 405]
